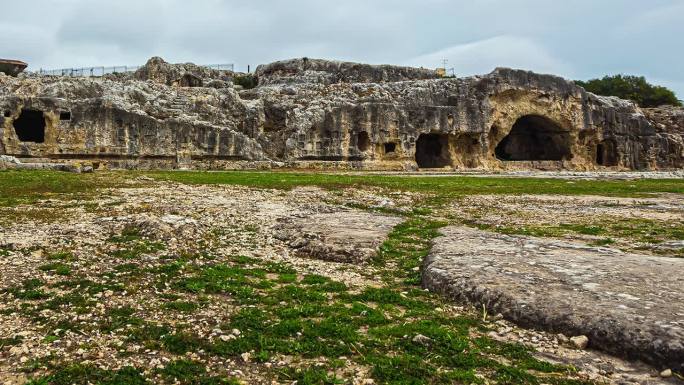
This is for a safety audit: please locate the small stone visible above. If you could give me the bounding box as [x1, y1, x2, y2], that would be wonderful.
[240, 352, 251, 362]
[412, 334, 433, 346]
[570, 335, 589, 350]
[659, 369, 672, 378]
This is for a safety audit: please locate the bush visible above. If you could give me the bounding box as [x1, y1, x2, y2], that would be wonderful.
[576, 75, 682, 108]
[233, 74, 257, 90]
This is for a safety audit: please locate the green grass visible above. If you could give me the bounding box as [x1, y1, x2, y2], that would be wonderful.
[156, 359, 240, 385]
[26, 364, 149, 385]
[0, 335, 23, 348]
[146, 171, 684, 198]
[38, 262, 72, 276]
[107, 226, 166, 259]
[163, 301, 201, 313]
[1, 170, 680, 212]
[466, 217, 684, 244]
[0, 170, 125, 207]
[5, 278, 50, 300]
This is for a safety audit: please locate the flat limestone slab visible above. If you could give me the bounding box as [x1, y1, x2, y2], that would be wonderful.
[422, 226, 684, 371]
[274, 210, 403, 263]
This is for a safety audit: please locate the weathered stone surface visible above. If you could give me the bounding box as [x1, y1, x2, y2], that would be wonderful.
[132, 57, 234, 87]
[1, 57, 682, 170]
[0, 59, 264, 169]
[0, 59, 27, 77]
[422, 226, 684, 370]
[255, 57, 440, 85]
[274, 210, 402, 263]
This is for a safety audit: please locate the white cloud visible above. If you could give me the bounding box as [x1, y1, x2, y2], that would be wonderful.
[405, 35, 574, 79]
[1, 0, 682, 96]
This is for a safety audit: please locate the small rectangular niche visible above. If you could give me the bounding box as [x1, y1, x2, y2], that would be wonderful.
[59, 111, 72, 121]
[384, 142, 397, 153]
[3, 111, 10, 118]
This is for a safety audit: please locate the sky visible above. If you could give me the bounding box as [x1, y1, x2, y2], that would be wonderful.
[1, 0, 682, 98]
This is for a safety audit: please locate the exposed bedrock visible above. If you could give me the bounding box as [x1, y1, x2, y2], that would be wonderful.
[1, 57, 682, 170]
[422, 226, 684, 371]
[274, 210, 403, 263]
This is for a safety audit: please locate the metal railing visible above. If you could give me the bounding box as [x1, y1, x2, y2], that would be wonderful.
[33, 63, 234, 77]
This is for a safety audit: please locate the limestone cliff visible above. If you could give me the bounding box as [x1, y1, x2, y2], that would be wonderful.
[0, 57, 682, 170]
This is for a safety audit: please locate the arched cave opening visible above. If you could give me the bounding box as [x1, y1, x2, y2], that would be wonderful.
[495, 115, 572, 161]
[357, 131, 370, 152]
[415, 133, 451, 168]
[179, 74, 203, 87]
[596, 140, 618, 166]
[13, 109, 46, 143]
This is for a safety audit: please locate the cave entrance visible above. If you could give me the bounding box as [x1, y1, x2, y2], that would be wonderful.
[384, 142, 397, 154]
[415, 133, 451, 168]
[596, 140, 618, 166]
[495, 115, 571, 161]
[356, 131, 370, 152]
[179, 74, 203, 87]
[13, 109, 46, 143]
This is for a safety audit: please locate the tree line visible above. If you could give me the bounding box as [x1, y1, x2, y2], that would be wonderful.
[575, 75, 681, 108]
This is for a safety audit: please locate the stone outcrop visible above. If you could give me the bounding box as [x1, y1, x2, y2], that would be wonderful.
[0, 56, 682, 170]
[255, 57, 440, 86]
[422, 226, 684, 371]
[0, 59, 27, 77]
[131, 56, 234, 88]
[274, 211, 403, 263]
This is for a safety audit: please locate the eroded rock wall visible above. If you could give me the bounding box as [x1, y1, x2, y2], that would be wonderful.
[0, 61, 264, 169]
[0, 57, 682, 170]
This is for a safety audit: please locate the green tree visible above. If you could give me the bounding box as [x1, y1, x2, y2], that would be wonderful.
[575, 75, 682, 108]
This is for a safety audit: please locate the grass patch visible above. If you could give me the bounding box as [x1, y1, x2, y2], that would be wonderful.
[5, 278, 50, 300]
[26, 364, 149, 385]
[38, 262, 72, 276]
[0, 335, 23, 348]
[147, 171, 684, 198]
[156, 359, 240, 385]
[0, 170, 126, 207]
[466, 217, 684, 244]
[108, 226, 165, 259]
[163, 300, 201, 313]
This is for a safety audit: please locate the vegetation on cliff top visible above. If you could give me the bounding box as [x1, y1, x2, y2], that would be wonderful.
[576, 75, 682, 108]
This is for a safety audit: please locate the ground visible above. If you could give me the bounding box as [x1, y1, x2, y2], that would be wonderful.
[0, 170, 683, 385]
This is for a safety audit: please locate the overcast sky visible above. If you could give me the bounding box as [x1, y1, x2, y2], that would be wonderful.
[2, 0, 682, 97]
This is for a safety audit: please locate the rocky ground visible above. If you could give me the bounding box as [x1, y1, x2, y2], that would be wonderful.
[423, 226, 684, 369]
[0, 171, 682, 385]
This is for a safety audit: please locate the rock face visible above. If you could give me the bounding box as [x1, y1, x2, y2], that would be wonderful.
[0, 59, 27, 77]
[255, 57, 440, 86]
[0, 56, 682, 170]
[422, 226, 684, 371]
